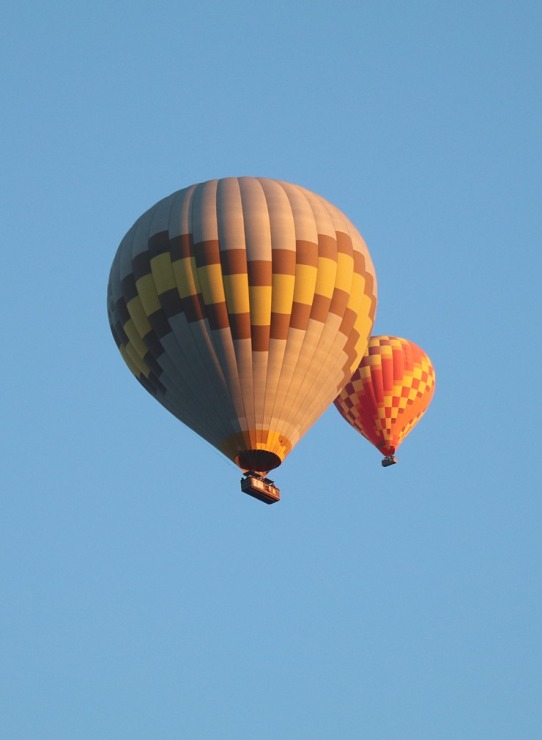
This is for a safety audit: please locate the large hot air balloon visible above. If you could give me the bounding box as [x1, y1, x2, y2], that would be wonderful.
[334, 336, 435, 467]
[108, 177, 377, 502]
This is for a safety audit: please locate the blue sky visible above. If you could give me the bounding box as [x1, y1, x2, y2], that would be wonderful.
[2, 2, 541, 738]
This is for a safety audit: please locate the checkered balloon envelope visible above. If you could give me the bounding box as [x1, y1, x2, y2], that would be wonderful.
[334, 336, 436, 466]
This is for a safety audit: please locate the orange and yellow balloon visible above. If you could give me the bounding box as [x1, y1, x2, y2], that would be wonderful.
[108, 177, 377, 474]
[334, 336, 435, 465]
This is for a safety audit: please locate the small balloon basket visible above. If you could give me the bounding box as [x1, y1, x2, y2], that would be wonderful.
[381, 456, 397, 468]
[241, 472, 281, 504]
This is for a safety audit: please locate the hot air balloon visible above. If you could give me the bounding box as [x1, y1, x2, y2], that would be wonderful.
[108, 177, 377, 502]
[334, 336, 435, 467]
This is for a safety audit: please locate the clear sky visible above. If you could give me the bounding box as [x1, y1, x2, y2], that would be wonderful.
[2, 2, 541, 738]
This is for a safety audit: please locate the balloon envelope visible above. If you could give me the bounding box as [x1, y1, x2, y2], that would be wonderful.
[334, 336, 435, 460]
[108, 177, 377, 472]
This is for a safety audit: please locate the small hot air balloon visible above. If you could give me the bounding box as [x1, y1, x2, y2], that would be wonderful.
[334, 336, 435, 466]
[108, 177, 377, 502]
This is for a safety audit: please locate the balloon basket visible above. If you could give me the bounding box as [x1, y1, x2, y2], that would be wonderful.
[381, 456, 397, 468]
[241, 472, 281, 504]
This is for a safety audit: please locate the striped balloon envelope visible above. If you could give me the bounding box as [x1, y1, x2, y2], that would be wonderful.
[108, 177, 377, 476]
[334, 336, 435, 465]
